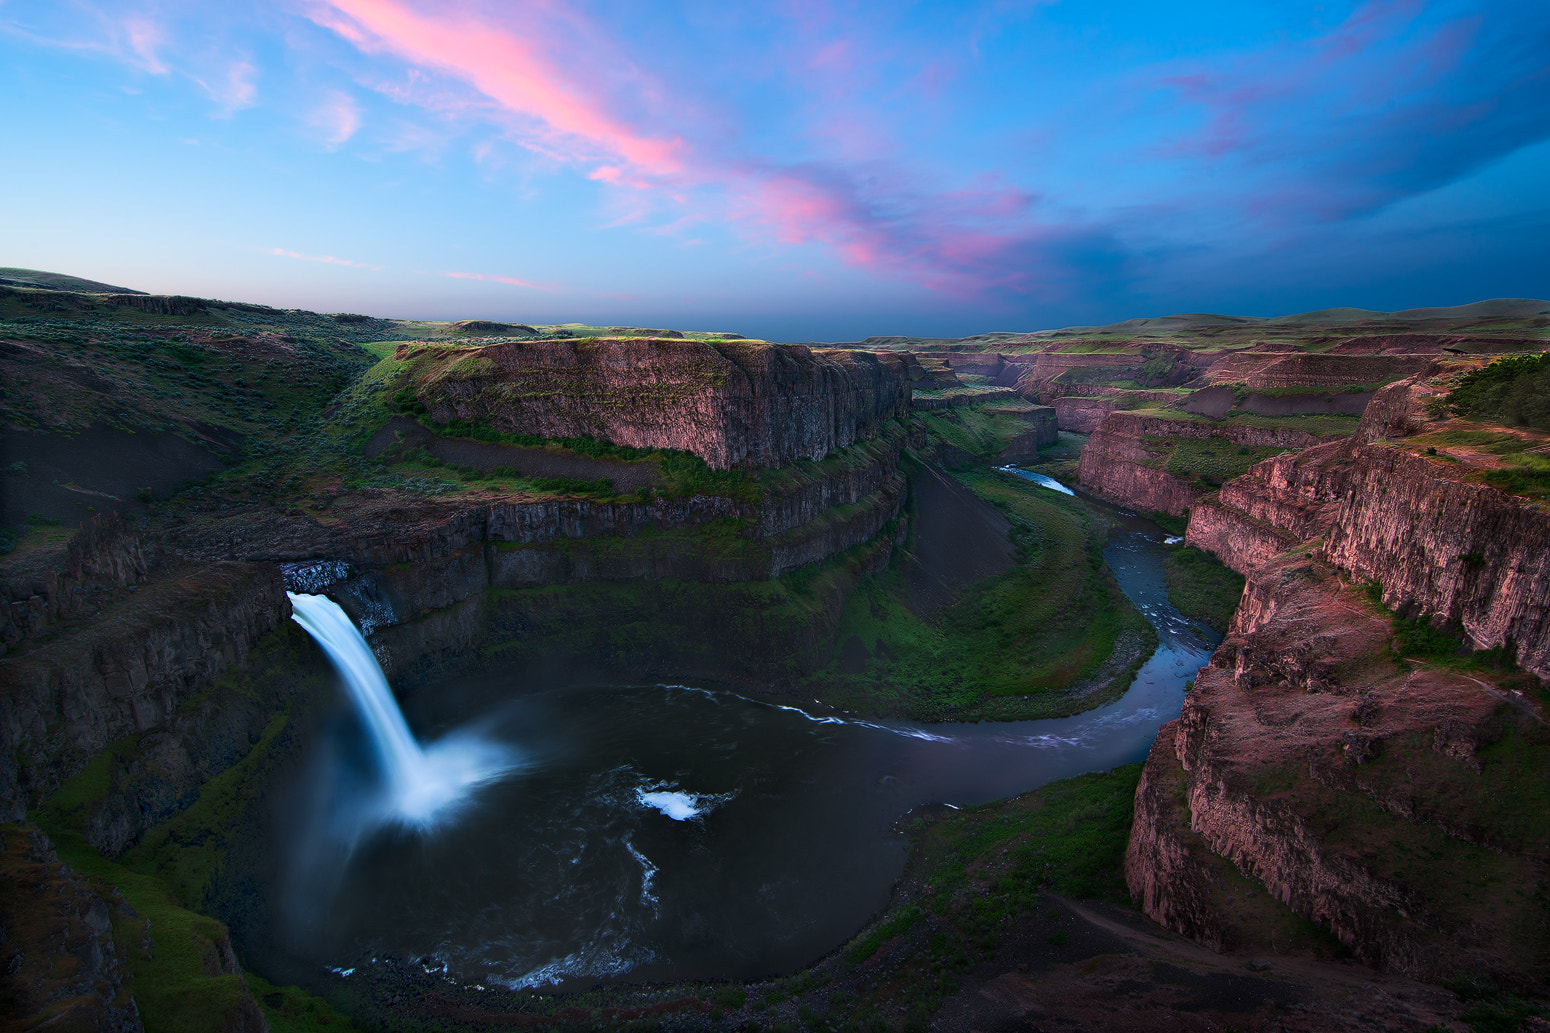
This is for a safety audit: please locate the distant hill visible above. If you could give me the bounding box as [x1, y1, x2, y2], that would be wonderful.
[0, 267, 144, 294]
[1056, 298, 1550, 335]
[823, 298, 1550, 349]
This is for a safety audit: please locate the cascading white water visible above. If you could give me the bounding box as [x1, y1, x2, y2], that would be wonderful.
[288, 592, 517, 828]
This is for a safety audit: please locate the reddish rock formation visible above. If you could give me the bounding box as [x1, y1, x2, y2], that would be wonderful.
[1325, 446, 1550, 677]
[1130, 375, 1550, 982]
[1077, 412, 1344, 516]
[404, 338, 911, 470]
[1183, 380, 1550, 677]
[1047, 397, 1118, 434]
[1241, 353, 1435, 390]
[1127, 550, 1545, 981]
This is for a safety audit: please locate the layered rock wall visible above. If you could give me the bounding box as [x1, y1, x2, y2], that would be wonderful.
[1325, 447, 1550, 677]
[407, 338, 911, 470]
[1078, 412, 1346, 516]
[0, 561, 289, 823]
[1134, 375, 1550, 978]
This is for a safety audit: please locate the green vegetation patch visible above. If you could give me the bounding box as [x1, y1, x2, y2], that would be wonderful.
[1445, 352, 1550, 431]
[1285, 742, 1550, 979]
[29, 627, 354, 1033]
[814, 468, 1155, 721]
[1407, 425, 1550, 503]
[1130, 428, 1284, 488]
[1162, 545, 1246, 632]
[920, 403, 1043, 459]
[1133, 407, 1363, 437]
[1363, 581, 1520, 671]
[1410, 428, 1532, 454]
[818, 767, 1142, 1027]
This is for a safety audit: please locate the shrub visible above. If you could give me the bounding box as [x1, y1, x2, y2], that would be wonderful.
[1446, 352, 1550, 430]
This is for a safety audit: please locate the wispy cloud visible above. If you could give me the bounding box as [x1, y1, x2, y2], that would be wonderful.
[444, 271, 554, 291]
[0, 7, 170, 74]
[1154, 0, 1550, 223]
[270, 247, 382, 270]
[308, 0, 685, 176]
[305, 0, 1116, 301]
[193, 58, 257, 116]
[121, 15, 167, 73]
[307, 89, 362, 146]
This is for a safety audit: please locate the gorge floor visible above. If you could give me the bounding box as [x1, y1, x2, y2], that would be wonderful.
[230, 503, 1217, 1007]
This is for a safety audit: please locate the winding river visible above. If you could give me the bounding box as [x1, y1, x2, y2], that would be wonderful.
[252, 478, 1220, 993]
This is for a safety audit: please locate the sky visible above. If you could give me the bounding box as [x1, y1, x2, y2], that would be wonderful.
[2, 0, 1547, 341]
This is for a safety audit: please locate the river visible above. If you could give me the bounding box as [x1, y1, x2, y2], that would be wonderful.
[253, 482, 1219, 993]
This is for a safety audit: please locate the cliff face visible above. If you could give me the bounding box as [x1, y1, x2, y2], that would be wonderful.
[1, 512, 148, 658]
[1180, 380, 1550, 678]
[1048, 397, 1118, 434]
[1129, 377, 1550, 980]
[1183, 440, 1354, 575]
[406, 338, 911, 470]
[0, 823, 144, 1032]
[1325, 447, 1550, 677]
[1127, 550, 1547, 981]
[1077, 412, 1345, 516]
[0, 560, 289, 824]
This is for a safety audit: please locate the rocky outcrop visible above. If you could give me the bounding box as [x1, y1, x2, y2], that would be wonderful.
[1241, 354, 1435, 390]
[1182, 381, 1550, 678]
[1181, 500, 1298, 576]
[1127, 550, 1546, 981]
[1, 512, 148, 657]
[404, 338, 911, 470]
[0, 823, 143, 1032]
[1078, 413, 1347, 516]
[1182, 440, 1355, 574]
[998, 406, 1059, 460]
[1080, 459, 1203, 516]
[1048, 397, 1118, 433]
[1133, 375, 1550, 980]
[1325, 446, 1550, 677]
[1204, 352, 1435, 390]
[0, 561, 289, 823]
[911, 387, 1017, 411]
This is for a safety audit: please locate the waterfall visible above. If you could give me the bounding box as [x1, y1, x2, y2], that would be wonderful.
[288, 592, 517, 828]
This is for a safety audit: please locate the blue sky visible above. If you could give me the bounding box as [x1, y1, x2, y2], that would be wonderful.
[2, 0, 1547, 340]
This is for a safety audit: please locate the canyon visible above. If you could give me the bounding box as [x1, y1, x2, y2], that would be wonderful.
[1, 279, 1546, 1031]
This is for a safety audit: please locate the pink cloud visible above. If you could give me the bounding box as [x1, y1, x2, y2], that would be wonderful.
[308, 89, 362, 146]
[444, 271, 554, 292]
[122, 16, 167, 74]
[303, 0, 1108, 302]
[271, 247, 382, 270]
[308, 0, 685, 176]
[193, 58, 257, 116]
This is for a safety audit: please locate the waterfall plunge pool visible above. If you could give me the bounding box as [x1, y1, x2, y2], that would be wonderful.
[254, 513, 1216, 994]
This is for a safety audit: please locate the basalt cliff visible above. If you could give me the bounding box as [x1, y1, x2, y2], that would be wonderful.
[1126, 378, 1550, 985]
[401, 337, 912, 470]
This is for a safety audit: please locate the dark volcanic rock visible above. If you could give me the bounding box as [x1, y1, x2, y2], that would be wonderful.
[0, 823, 143, 1032]
[0, 559, 288, 823]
